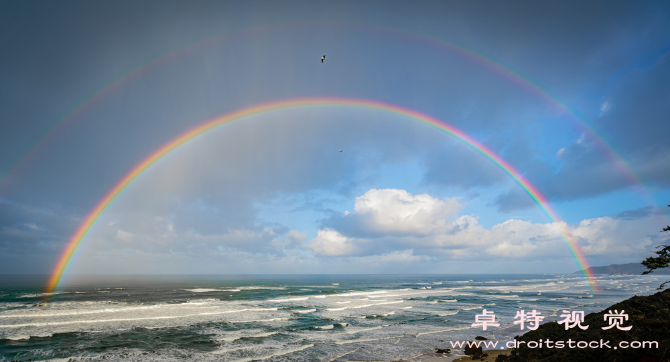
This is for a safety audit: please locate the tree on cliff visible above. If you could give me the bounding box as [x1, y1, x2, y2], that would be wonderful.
[641, 204, 670, 289]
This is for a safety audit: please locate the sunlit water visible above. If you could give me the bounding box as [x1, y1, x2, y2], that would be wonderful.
[0, 274, 663, 361]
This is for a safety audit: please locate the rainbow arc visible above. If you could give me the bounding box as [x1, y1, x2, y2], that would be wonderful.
[46, 98, 598, 294]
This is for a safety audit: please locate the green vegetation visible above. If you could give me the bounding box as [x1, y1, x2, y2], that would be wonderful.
[641, 204, 670, 289]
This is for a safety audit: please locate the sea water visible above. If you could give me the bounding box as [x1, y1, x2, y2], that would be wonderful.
[0, 274, 664, 361]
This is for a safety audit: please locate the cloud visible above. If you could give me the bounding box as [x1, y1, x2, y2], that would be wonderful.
[350, 188, 462, 235]
[307, 229, 360, 257]
[613, 205, 670, 220]
[309, 189, 670, 264]
[285, 230, 307, 247]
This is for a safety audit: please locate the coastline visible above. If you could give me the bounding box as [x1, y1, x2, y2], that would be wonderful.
[391, 288, 670, 362]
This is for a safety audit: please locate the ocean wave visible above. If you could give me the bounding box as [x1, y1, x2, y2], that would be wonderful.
[352, 300, 403, 309]
[344, 325, 386, 334]
[228, 317, 290, 323]
[438, 311, 459, 317]
[364, 311, 395, 318]
[18, 292, 67, 298]
[335, 291, 388, 297]
[415, 326, 472, 336]
[462, 305, 483, 311]
[0, 300, 222, 319]
[238, 286, 286, 291]
[0, 304, 163, 319]
[292, 309, 316, 314]
[211, 346, 253, 355]
[0, 307, 280, 328]
[268, 297, 309, 302]
[227, 343, 314, 362]
[1, 332, 54, 340]
[334, 335, 403, 345]
[217, 331, 278, 342]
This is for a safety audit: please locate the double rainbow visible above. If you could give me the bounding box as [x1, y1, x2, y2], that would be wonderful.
[46, 98, 597, 293]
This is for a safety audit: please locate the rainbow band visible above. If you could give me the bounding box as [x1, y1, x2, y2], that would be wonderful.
[46, 98, 597, 293]
[1, 22, 644, 200]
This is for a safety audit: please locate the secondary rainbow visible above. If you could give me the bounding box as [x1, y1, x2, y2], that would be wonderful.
[46, 98, 598, 294]
[2, 22, 646, 200]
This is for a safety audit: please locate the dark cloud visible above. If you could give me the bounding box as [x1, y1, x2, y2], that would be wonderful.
[0, 198, 78, 273]
[613, 205, 670, 221]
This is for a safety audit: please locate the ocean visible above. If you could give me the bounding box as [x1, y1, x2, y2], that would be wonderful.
[0, 274, 664, 361]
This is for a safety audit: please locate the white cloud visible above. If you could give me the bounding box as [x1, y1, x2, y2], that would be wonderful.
[116, 229, 135, 243]
[307, 229, 360, 256]
[309, 188, 670, 262]
[352, 188, 463, 235]
[285, 230, 307, 247]
[571, 216, 661, 256]
[599, 101, 611, 116]
[556, 147, 566, 159]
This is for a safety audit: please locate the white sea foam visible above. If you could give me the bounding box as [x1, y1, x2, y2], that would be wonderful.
[415, 326, 472, 336]
[352, 301, 403, 308]
[238, 286, 286, 291]
[211, 346, 253, 354]
[228, 317, 290, 323]
[292, 309, 316, 314]
[0, 305, 164, 319]
[217, 331, 278, 342]
[462, 305, 483, 311]
[344, 325, 385, 334]
[269, 297, 309, 302]
[437, 311, 459, 316]
[18, 292, 67, 298]
[0, 306, 280, 329]
[336, 291, 387, 297]
[334, 335, 403, 345]
[229, 343, 314, 362]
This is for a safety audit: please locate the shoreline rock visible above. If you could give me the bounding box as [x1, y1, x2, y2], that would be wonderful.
[505, 289, 670, 361]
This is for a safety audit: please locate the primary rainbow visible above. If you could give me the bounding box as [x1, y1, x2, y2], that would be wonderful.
[46, 98, 598, 293]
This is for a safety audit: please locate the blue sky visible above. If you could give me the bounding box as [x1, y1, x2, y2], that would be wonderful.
[1, 0, 669, 276]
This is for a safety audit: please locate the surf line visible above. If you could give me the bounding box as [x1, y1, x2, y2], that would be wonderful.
[46, 98, 598, 294]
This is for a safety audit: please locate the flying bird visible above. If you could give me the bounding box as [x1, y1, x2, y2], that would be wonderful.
[339, 150, 342, 152]
[321, 55, 326, 63]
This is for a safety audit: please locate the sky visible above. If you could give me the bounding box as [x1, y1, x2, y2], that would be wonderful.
[1, 0, 669, 279]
